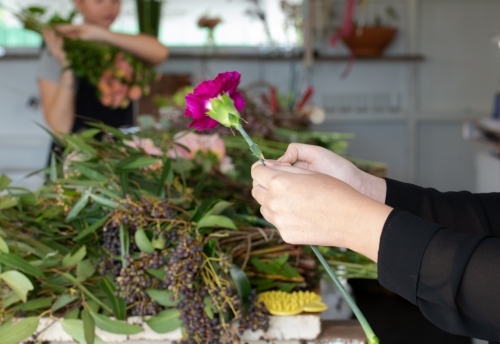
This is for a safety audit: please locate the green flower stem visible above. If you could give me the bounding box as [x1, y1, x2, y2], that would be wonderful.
[234, 124, 265, 165]
[311, 245, 379, 344]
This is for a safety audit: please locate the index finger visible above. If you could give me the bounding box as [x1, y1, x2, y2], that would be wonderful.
[251, 164, 284, 189]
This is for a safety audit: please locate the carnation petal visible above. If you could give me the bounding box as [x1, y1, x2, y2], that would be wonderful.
[218, 71, 241, 94]
[185, 93, 208, 119]
[231, 91, 245, 112]
[194, 79, 222, 98]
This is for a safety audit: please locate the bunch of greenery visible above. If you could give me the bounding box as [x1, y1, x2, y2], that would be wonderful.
[14, 6, 156, 108]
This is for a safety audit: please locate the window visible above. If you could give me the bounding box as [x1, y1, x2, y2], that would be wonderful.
[0, 0, 302, 48]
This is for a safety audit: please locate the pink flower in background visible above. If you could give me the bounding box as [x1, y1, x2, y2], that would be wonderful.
[115, 59, 134, 81]
[219, 156, 235, 173]
[198, 134, 226, 161]
[168, 131, 233, 172]
[169, 132, 201, 159]
[128, 85, 143, 101]
[125, 137, 162, 156]
[184, 71, 245, 130]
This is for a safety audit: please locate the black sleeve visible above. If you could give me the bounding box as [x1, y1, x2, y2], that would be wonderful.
[384, 178, 500, 237]
[378, 209, 500, 341]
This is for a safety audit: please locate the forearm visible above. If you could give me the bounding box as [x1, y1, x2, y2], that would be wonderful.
[384, 178, 500, 236]
[43, 71, 75, 134]
[378, 209, 500, 341]
[101, 31, 168, 65]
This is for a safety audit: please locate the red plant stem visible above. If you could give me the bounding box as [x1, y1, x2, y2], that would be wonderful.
[269, 87, 280, 114]
[297, 86, 314, 111]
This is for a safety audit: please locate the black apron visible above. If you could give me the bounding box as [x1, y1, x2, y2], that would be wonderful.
[47, 77, 134, 163]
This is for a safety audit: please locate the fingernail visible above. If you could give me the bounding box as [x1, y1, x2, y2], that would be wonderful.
[277, 157, 283, 162]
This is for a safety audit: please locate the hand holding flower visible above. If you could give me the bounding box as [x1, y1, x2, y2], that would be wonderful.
[251, 163, 393, 262]
[278, 143, 387, 204]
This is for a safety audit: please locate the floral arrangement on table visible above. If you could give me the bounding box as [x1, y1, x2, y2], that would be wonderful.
[14, 6, 156, 109]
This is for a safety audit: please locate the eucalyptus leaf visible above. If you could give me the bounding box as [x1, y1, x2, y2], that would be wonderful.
[62, 246, 87, 267]
[146, 309, 182, 334]
[0, 270, 34, 302]
[116, 156, 159, 170]
[80, 128, 101, 139]
[205, 201, 233, 216]
[75, 215, 109, 241]
[229, 266, 251, 314]
[61, 134, 97, 156]
[0, 253, 45, 278]
[0, 317, 39, 344]
[87, 122, 125, 139]
[0, 236, 9, 253]
[146, 268, 166, 280]
[135, 229, 155, 254]
[72, 163, 107, 182]
[119, 225, 129, 268]
[65, 192, 90, 222]
[61, 319, 106, 344]
[0, 174, 12, 190]
[52, 293, 80, 312]
[64, 307, 81, 319]
[156, 157, 172, 196]
[50, 153, 57, 182]
[90, 194, 117, 208]
[86, 299, 100, 313]
[197, 215, 237, 231]
[146, 289, 181, 307]
[251, 257, 281, 276]
[77, 259, 96, 282]
[89, 310, 143, 335]
[3, 293, 22, 308]
[82, 309, 96, 344]
[12, 296, 54, 311]
[100, 276, 126, 320]
[203, 296, 215, 319]
[0, 195, 18, 211]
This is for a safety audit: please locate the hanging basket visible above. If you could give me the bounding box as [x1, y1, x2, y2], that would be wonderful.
[341, 26, 398, 57]
[136, 0, 163, 37]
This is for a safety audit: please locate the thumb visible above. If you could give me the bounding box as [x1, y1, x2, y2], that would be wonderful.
[278, 143, 318, 165]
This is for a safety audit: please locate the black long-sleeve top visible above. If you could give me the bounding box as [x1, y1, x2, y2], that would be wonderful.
[378, 179, 500, 343]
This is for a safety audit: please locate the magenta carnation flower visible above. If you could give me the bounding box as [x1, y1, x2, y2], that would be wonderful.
[184, 71, 245, 130]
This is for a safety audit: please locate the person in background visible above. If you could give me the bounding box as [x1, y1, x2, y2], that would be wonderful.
[251, 143, 500, 344]
[38, 0, 168, 156]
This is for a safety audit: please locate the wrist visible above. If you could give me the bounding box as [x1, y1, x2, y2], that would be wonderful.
[98, 29, 114, 44]
[347, 200, 393, 262]
[59, 70, 75, 90]
[359, 172, 387, 204]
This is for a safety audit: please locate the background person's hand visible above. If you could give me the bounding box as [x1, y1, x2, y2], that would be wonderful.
[251, 163, 393, 262]
[42, 28, 69, 68]
[276, 143, 387, 204]
[55, 23, 108, 42]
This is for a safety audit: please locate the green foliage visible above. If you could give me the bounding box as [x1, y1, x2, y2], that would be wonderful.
[0, 126, 371, 342]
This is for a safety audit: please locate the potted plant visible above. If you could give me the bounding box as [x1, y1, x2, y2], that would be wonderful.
[136, 0, 163, 37]
[341, 6, 399, 57]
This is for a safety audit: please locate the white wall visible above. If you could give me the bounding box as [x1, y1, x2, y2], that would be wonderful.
[1, 0, 500, 193]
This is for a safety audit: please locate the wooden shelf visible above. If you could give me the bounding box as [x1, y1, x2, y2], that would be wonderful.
[168, 52, 425, 62]
[0, 47, 425, 62]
